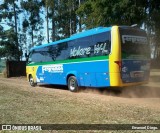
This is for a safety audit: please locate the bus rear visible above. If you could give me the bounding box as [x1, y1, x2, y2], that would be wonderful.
[119, 27, 150, 86]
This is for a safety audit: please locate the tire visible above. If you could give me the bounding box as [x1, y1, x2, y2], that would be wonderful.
[29, 75, 37, 87]
[67, 76, 79, 92]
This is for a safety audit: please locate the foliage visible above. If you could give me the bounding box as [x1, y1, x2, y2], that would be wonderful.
[145, 0, 160, 59]
[0, 0, 21, 60]
[0, 28, 22, 60]
[21, 0, 44, 47]
[0, 0, 160, 60]
[76, 0, 145, 28]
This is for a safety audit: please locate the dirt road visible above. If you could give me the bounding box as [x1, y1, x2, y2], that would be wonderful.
[0, 72, 160, 110]
[0, 70, 160, 125]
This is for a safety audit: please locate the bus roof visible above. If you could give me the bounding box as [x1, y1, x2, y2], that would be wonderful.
[31, 26, 112, 51]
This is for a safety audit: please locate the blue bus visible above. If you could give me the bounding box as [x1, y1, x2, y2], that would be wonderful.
[26, 26, 150, 92]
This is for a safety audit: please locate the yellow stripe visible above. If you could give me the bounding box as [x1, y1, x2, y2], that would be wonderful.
[109, 26, 122, 86]
[26, 66, 39, 82]
[109, 26, 148, 87]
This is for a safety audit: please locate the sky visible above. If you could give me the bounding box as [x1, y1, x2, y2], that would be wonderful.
[0, 0, 49, 44]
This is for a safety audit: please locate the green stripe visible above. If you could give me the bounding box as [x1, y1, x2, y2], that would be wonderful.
[27, 56, 109, 66]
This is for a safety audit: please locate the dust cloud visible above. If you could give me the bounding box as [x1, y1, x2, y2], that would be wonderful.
[79, 85, 160, 98]
[79, 70, 160, 98]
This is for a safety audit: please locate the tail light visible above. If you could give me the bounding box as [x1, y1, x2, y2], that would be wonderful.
[114, 61, 122, 71]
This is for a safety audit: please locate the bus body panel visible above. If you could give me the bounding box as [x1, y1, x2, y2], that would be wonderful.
[26, 26, 150, 89]
[119, 27, 150, 85]
[121, 60, 150, 83]
[27, 59, 110, 87]
[109, 26, 150, 87]
[26, 65, 39, 83]
[109, 26, 122, 86]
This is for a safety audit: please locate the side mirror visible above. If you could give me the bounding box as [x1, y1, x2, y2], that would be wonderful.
[25, 53, 29, 63]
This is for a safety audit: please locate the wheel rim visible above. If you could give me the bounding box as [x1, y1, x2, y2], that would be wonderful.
[30, 76, 34, 86]
[69, 79, 76, 91]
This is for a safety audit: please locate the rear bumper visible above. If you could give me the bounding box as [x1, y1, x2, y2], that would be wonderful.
[120, 81, 149, 87]
[109, 72, 149, 87]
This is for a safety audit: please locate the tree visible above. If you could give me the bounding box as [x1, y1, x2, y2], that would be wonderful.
[41, 0, 56, 42]
[54, 0, 79, 39]
[0, 0, 22, 60]
[21, 0, 44, 47]
[41, 0, 50, 43]
[145, 0, 160, 60]
[76, 0, 146, 29]
[0, 28, 21, 60]
[0, 0, 159, 61]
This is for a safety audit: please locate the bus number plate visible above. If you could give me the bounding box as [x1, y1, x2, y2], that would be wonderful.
[130, 71, 144, 78]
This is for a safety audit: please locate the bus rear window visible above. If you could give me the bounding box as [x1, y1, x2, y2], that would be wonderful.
[119, 27, 150, 59]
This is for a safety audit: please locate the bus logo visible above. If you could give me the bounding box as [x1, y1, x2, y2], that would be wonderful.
[42, 64, 63, 73]
[122, 35, 147, 44]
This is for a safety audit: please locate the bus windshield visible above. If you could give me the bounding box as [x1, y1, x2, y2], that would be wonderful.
[119, 27, 150, 59]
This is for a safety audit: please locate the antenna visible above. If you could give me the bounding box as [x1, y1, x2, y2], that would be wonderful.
[131, 24, 138, 27]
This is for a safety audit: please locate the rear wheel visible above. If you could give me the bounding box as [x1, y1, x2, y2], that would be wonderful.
[67, 76, 78, 92]
[29, 75, 37, 87]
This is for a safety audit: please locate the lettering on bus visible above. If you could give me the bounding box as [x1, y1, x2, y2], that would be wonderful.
[94, 43, 108, 54]
[70, 46, 91, 57]
[42, 64, 63, 73]
[70, 43, 108, 57]
[122, 35, 147, 44]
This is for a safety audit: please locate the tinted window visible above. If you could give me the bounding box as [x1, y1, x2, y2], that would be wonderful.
[46, 42, 69, 61]
[69, 31, 111, 59]
[31, 47, 48, 63]
[29, 31, 111, 63]
[55, 42, 68, 60]
[69, 36, 92, 59]
[92, 32, 111, 56]
[120, 28, 150, 59]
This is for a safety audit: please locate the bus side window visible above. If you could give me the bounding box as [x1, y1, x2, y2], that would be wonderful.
[56, 42, 69, 60]
[27, 51, 33, 63]
[46, 42, 69, 61]
[47, 45, 57, 61]
[68, 36, 92, 59]
[92, 32, 111, 56]
[31, 48, 47, 63]
[68, 40, 76, 59]
[75, 36, 92, 58]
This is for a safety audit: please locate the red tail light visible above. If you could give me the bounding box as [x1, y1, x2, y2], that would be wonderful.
[114, 61, 122, 70]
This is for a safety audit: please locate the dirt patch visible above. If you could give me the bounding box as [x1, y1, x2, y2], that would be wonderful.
[0, 74, 160, 126]
[0, 70, 160, 111]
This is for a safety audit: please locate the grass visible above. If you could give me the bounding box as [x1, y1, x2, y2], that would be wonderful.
[0, 70, 160, 132]
[0, 82, 160, 125]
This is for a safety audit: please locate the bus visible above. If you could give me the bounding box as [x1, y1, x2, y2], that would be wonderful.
[26, 26, 150, 92]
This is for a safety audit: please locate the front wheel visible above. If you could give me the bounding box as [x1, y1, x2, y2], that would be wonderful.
[67, 76, 79, 92]
[29, 75, 37, 87]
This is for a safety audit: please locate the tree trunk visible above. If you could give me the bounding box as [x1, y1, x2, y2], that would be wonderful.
[13, 0, 20, 60]
[79, 0, 82, 32]
[52, 7, 55, 42]
[31, 27, 34, 47]
[46, 6, 49, 43]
